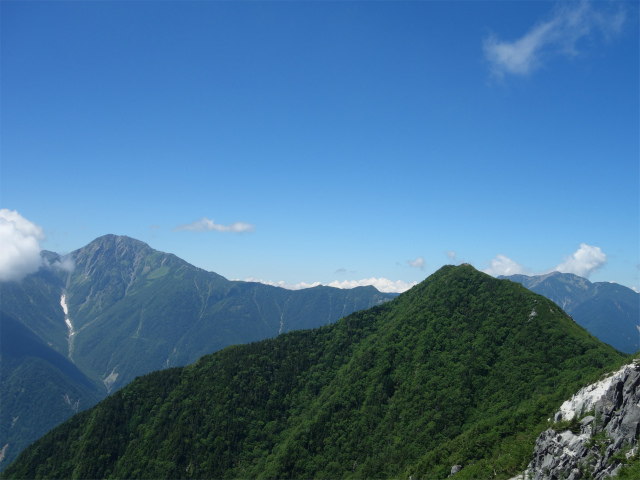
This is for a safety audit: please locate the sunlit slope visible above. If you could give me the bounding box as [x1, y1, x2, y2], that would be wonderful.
[3, 264, 627, 479]
[501, 272, 639, 353]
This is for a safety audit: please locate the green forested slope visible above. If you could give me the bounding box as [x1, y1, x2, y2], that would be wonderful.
[3, 265, 627, 479]
[501, 272, 639, 353]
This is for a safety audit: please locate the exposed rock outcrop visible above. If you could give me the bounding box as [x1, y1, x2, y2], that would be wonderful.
[526, 360, 640, 480]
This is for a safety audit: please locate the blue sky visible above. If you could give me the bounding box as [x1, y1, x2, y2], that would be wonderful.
[1, 0, 638, 292]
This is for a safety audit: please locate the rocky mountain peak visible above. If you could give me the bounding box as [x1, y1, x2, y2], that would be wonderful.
[525, 360, 640, 480]
[73, 235, 153, 270]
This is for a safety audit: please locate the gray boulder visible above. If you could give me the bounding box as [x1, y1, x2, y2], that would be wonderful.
[526, 361, 640, 480]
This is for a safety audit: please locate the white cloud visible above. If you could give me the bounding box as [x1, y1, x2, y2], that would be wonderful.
[243, 277, 418, 294]
[632, 287, 638, 293]
[408, 256, 425, 270]
[243, 277, 322, 290]
[554, 243, 606, 278]
[483, 0, 625, 78]
[0, 209, 45, 282]
[446, 251, 456, 260]
[173, 217, 255, 233]
[327, 278, 418, 294]
[484, 243, 608, 279]
[52, 256, 75, 273]
[43, 255, 76, 273]
[483, 254, 527, 277]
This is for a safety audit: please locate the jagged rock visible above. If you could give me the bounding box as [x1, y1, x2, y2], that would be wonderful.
[566, 468, 582, 480]
[449, 464, 462, 476]
[581, 415, 595, 426]
[526, 361, 640, 480]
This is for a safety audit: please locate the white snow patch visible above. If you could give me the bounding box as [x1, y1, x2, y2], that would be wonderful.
[61, 294, 74, 337]
[60, 294, 68, 315]
[65, 318, 74, 336]
[558, 364, 635, 421]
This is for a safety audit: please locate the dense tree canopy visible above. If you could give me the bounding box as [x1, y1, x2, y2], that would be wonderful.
[3, 265, 628, 479]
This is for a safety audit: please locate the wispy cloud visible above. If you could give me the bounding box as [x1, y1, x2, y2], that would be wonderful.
[243, 277, 418, 294]
[483, 0, 625, 78]
[45, 255, 75, 273]
[173, 217, 255, 233]
[408, 256, 425, 270]
[554, 243, 606, 278]
[0, 209, 45, 282]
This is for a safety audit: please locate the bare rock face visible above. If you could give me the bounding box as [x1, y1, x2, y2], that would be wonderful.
[526, 361, 640, 480]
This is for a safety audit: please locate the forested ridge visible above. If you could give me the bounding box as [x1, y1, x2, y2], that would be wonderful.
[3, 265, 628, 479]
[501, 271, 640, 353]
[1, 234, 395, 469]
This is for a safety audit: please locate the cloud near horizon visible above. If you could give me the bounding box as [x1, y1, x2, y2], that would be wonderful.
[243, 277, 418, 294]
[555, 243, 606, 278]
[243, 278, 322, 290]
[483, 0, 625, 78]
[0, 209, 45, 282]
[483, 254, 528, 277]
[484, 243, 607, 279]
[328, 278, 418, 293]
[173, 217, 255, 233]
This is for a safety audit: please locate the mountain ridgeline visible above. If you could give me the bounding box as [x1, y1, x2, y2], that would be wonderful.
[3, 265, 628, 479]
[0, 235, 395, 469]
[57, 234, 396, 388]
[500, 272, 640, 353]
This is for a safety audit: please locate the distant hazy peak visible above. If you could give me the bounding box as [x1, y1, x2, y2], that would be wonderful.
[499, 270, 639, 294]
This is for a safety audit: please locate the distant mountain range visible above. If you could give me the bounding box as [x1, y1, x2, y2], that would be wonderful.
[3, 235, 637, 473]
[499, 272, 639, 354]
[0, 235, 395, 469]
[3, 265, 629, 479]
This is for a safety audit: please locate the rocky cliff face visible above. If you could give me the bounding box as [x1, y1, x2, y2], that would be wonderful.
[525, 360, 640, 480]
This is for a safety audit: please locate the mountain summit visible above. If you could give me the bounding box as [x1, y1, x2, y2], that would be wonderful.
[4, 265, 627, 479]
[0, 234, 394, 469]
